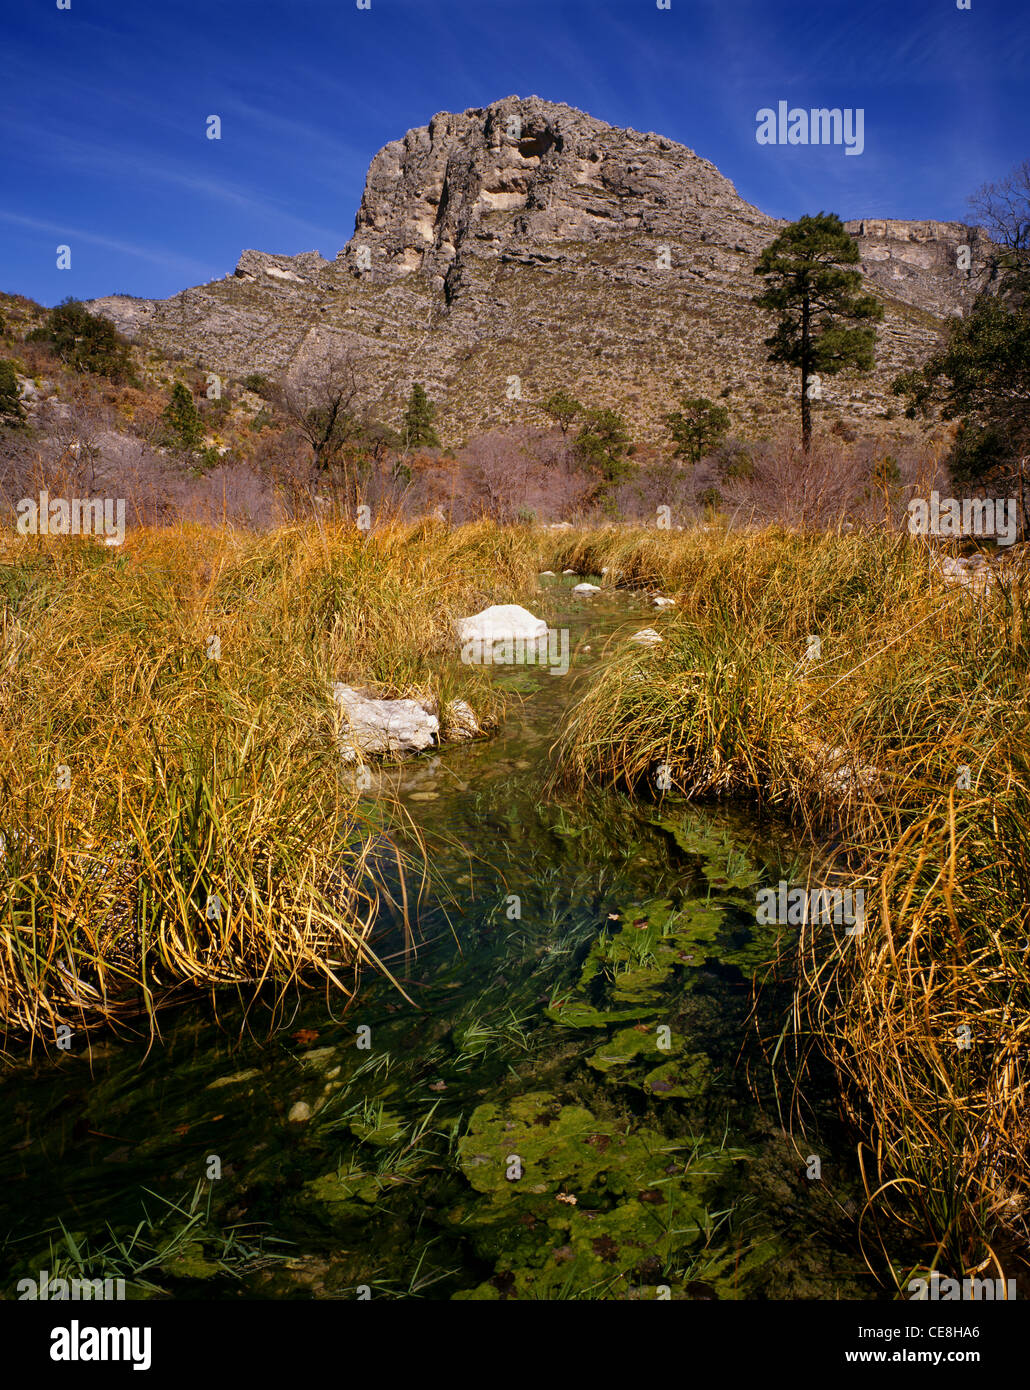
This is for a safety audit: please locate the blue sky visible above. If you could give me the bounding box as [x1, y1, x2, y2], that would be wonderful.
[4, 0, 1028, 306]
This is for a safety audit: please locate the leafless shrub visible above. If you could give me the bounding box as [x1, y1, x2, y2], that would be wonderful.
[718, 428, 949, 532]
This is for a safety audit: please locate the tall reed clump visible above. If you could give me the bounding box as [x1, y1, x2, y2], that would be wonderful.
[0, 519, 539, 1048]
[546, 522, 1030, 1284]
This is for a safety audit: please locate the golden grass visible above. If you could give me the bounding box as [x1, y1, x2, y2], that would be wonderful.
[0, 519, 538, 1050]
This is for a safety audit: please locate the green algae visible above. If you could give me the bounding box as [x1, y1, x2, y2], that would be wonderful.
[449, 1090, 758, 1300]
[458, 1092, 611, 1200]
[642, 1054, 711, 1100]
[303, 1162, 388, 1211]
[586, 1024, 668, 1073]
[545, 998, 657, 1028]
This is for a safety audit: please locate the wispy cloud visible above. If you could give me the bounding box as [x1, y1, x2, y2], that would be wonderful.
[4, 121, 347, 250]
[0, 211, 216, 281]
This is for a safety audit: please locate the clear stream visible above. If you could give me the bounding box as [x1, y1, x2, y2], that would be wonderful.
[0, 581, 876, 1300]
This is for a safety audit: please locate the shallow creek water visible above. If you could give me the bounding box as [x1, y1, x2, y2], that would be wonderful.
[0, 580, 877, 1300]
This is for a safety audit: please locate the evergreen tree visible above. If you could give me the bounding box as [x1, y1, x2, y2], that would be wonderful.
[30, 298, 133, 382]
[753, 214, 882, 451]
[893, 160, 1030, 516]
[575, 408, 635, 512]
[0, 359, 27, 426]
[893, 295, 1030, 508]
[402, 383, 440, 448]
[541, 390, 583, 438]
[665, 395, 731, 464]
[162, 381, 205, 453]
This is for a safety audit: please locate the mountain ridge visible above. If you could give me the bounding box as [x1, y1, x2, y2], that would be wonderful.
[86, 95, 985, 448]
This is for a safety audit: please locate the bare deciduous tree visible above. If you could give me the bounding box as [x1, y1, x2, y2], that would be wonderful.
[970, 160, 1030, 297]
[274, 346, 368, 503]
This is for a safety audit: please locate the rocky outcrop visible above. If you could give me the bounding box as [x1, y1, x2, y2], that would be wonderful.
[86, 96, 988, 447]
[337, 96, 771, 291]
[843, 218, 986, 319]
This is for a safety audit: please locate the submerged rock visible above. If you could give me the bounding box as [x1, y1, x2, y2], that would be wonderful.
[572, 582, 601, 595]
[206, 1068, 262, 1089]
[333, 683, 439, 762]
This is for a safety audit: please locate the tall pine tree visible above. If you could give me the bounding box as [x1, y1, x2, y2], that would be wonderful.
[753, 213, 882, 451]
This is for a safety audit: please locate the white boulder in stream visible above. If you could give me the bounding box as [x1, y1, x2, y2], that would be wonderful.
[456, 604, 547, 644]
[333, 684, 439, 762]
[573, 582, 601, 595]
[629, 628, 663, 646]
[652, 595, 676, 609]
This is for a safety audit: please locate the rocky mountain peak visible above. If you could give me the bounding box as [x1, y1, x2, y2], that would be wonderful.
[336, 95, 763, 298]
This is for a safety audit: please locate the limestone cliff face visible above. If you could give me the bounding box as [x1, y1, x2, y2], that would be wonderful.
[86, 96, 986, 447]
[337, 96, 771, 292]
[845, 218, 987, 318]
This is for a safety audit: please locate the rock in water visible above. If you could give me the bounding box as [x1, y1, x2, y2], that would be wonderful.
[332, 684, 439, 762]
[573, 582, 601, 594]
[456, 604, 548, 643]
[629, 628, 663, 645]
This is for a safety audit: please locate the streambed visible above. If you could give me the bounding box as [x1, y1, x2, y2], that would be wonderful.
[0, 581, 875, 1300]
